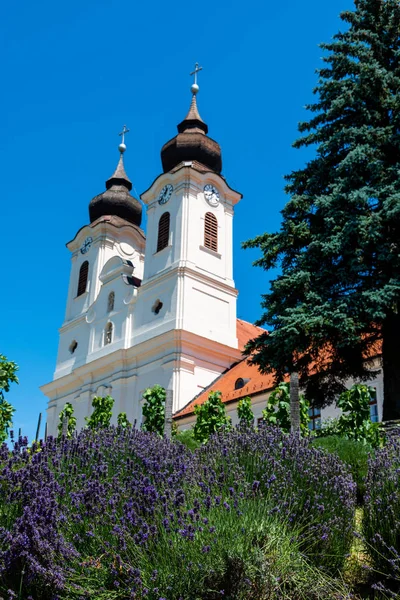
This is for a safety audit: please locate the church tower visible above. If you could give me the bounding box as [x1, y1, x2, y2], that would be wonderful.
[42, 67, 243, 434]
[42, 129, 146, 434]
[131, 68, 242, 410]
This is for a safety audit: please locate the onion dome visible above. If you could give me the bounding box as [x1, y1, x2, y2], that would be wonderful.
[161, 77, 222, 174]
[89, 134, 142, 227]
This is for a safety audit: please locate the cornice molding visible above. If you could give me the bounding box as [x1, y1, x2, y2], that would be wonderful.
[139, 262, 237, 297]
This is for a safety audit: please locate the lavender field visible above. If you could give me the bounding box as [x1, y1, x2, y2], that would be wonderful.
[0, 425, 399, 599]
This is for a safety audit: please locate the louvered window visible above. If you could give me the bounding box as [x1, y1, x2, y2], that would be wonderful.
[77, 261, 89, 296]
[204, 212, 218, 252]
[157, 212, 170, 252]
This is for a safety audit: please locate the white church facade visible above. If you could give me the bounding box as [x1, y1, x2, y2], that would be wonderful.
[41, 73, 384, 435]
[42, 76, 247, 436]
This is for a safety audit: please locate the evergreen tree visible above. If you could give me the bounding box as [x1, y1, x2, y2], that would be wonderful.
[244, 0, 400, 419]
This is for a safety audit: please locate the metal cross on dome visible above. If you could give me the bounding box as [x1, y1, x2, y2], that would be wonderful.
[119, 124, 130, 145]
[190, 62, 203, 85]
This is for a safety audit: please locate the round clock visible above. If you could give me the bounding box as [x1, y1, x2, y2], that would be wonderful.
[80, 236, 93, 254]
[158, 184, 173, 205]
[204, 184, 220, 206]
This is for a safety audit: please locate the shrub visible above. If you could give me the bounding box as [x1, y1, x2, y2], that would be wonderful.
[193, 391, 231, 443]
[117, 412, 131, 428]
[237, 396, 254, 426]
[262, 382, 310, 435]
[85, 395, 114, 429]
[0, 426, 355, 598]
[336, 385, 382, 448]
[142, 384, 166, 435]
[363, 435, 400, 590]
[58, 401, 77, 438]
[199, 425, 356, 574]
[312, 435, 372, 504]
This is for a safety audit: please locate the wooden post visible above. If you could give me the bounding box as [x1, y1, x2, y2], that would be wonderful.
[62, 416, 69, 438]
[35, 412, 42, 441]
[164, 389, 173, 439]
[44, 422, 48, 441]
[290, 371, 301, 437]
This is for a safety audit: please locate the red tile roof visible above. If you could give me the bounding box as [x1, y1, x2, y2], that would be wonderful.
[236, 318, 265, 351]
[174, 320, 383, 420]
[175, 319, 270, 419]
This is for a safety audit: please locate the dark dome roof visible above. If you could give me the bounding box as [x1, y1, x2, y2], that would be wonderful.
[161, 95, 222, 174]
[89, 154, 142, 227]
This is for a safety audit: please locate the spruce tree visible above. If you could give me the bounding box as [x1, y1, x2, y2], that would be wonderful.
[244, 0, 400, 419]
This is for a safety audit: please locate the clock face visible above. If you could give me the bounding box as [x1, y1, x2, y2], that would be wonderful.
[204, 184, 220, 206]
[80, 236, 93, 254]
[158, 184, 173, 205]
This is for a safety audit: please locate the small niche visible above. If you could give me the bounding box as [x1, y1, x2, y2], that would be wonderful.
[152, 299, 163, 315]
[107, 291, 115, 313]
[69, 340, 78, 354]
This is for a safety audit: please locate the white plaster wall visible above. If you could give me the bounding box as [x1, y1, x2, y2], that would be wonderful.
[136, 167, 238, 350]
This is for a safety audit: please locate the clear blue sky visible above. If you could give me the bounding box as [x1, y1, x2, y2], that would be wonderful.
[1, 0, 351, 441]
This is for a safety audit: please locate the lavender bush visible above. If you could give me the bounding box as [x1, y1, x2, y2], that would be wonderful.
[0, 426, 355, 599]
[363, 435, 400, 592]
[200, 425, 357, 573]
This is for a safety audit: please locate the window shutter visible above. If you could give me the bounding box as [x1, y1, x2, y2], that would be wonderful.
[77, 261, 89, 296]
[204, 212, 218, 252]
[157, 212, 170, 252]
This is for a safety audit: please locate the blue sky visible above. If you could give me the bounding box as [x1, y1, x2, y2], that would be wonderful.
[1, 0, 351, 441]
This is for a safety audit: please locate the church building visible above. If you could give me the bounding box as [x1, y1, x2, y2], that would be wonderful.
[41, 69, 384, 435]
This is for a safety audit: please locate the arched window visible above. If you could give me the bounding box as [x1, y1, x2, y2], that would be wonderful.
[104, 322, 113, 345]
[157, 212, 170, 252]
[107, 291, 115, 312]
[204, 212, 218, 252]
[77, 261, 89, 296]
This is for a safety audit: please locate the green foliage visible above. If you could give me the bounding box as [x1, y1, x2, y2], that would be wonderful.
[173, 427, 201, 451]
[262, 382, 310, 436]
[0, 354, 19, 398]
[237, 396, 254, 426]
[362, 438, 400, 585]
[126, 499, 349, 600]
[0, 355, 18, 443]
[243, 0, 400, 417]
[193, 391, 231, 443]
[0, 399, 15, 444]
[117, 412, 130, 428]
[336, 385, 382, 448]
[141, 384, 166, 436]
[85, 395, 114, 429]
[312, 435, 372, 504]
[57, 402, 77, 439]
